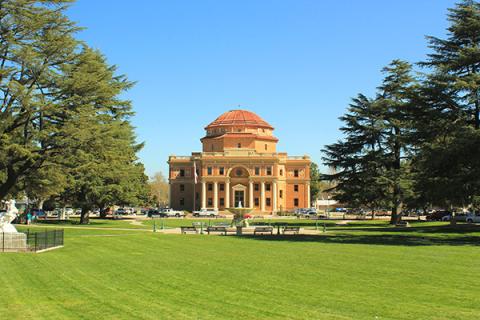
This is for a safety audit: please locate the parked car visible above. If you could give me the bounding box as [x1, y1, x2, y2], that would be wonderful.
[426, 210, 451, 221]
[295, 208, 317, 218]
[30, 208, 46, 219]
[466, 212, 480, 223]
[193, 209, 218, 217]
[147, 209, 160, 217]
[160, 208, 185, 217]
[454, 213, 469, 222]
[115, 208, 129, 215]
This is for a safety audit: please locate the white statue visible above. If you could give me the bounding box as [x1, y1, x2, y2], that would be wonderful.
[0, 199, 19, 233]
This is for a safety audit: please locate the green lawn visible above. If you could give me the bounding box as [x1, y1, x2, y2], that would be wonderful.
[1, 222, 479, 319]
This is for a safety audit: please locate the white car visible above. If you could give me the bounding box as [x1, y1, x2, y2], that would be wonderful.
[466, 212, 480, 223]
[193, 209, 218, 217]
[161, 208, 185, 217]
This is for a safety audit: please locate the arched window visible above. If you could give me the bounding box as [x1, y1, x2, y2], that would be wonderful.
[264, 144, 268, 150]
[237, 143, 241, 148]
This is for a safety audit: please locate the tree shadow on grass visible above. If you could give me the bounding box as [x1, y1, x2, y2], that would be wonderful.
[238, 233, 480, 246]
[333, 223, 480, 234]
[238, 224, 480, 246]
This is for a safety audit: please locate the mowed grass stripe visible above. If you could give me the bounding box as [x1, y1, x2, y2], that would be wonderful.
[1, 224, 479, 319]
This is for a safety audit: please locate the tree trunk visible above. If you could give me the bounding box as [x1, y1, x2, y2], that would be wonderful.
[99, 207, 107, 219]
[371, 209, 376, 220]
[0, 165, 19, 201]
[390, 190, 404, 224]
[80, 206, 90, 224]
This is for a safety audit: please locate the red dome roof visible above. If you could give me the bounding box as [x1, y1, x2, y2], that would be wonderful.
[206, 110, 273, 130]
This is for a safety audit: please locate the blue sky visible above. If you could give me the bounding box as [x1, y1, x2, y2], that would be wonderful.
[66, 0, 455, 177]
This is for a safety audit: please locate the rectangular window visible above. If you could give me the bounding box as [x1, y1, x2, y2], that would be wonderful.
[280, 169, 283, 176]
[266, 198, 271, 206]
[279, 190, 283, 198]
[180, 184, 185, 192]
[180, 169, 185, 177]
[254, 184, 259, 191]
[265, 183, 271, 191]
[220, 198, 225, 206]
[255, 167, 260, 175]
[219, 183, 224, 191]
[254, 198, 259, 206]
[180, 198, 185, 206]
[294, 198, 299, 207]
[266, 167, 272, 175]
[208, 183, 213, 191]
[207, 167, 212, 175]
[208, 198, 213, 206]
[294, 185, 299, 192]
[219, 167, 225, 175]
[294, 169, 299, 177]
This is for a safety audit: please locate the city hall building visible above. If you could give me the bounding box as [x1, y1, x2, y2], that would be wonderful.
[168, 110, 311, 214]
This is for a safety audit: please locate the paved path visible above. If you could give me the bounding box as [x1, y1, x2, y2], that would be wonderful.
[15, 224, 323, 235]
[15, 224, 153, 232]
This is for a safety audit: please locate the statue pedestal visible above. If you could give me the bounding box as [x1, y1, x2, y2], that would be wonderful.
[1, 232, 27, 252]
[236, 226, 243, 236]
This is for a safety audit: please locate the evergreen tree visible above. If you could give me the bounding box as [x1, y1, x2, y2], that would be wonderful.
[323, 60, 417, 223]
[0, 1, 149, 223]
[415, 0, 480, 210]
[55, 48, 148, 224]
[309, 162, 322, 201]
[0, 0, 79, 199]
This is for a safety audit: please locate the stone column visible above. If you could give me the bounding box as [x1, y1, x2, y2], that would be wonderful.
[260, 181, 265, 212]
[273, 181, 278, 213]
[201, 181, 206, 209]
[307, 183, 311, 208]
[225, 180, 230, 209]
[213, 181, 218, 211]
[249, 180, 254, 208]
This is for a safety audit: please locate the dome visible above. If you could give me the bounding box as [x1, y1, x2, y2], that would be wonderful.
[205, 110, 274, 130]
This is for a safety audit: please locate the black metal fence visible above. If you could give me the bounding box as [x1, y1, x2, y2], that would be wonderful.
[26, 229, 64, 252]
[1, 229, 64, 252]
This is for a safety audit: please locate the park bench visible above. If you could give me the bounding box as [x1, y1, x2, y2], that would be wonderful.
[206, 226, 228, 235]
[214, 222, 231, 227]
[254, 226, 273, 235]
[181, 226, 198, 234]
[395, 221, 410, 228]
[283, 226, 300, 235]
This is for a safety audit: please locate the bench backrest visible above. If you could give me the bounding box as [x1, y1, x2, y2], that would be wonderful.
[255, 226, 273, 231]
[207, 226, 226, 231]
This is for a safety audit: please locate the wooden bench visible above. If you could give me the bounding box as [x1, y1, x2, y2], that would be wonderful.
[254, 226, 273, 235]
[283, 226, 300, 235]
[206, 226, 228, 235]
[181, 226, 198, 234]
[395, 221, 410, 228]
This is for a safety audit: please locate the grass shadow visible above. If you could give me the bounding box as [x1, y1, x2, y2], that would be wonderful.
[238, 233, 480, 246]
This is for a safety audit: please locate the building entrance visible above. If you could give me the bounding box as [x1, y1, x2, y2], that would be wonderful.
[234, 190, 244, 207]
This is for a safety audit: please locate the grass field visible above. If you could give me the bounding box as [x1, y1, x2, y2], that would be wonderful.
[1, 221, 479, 320]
